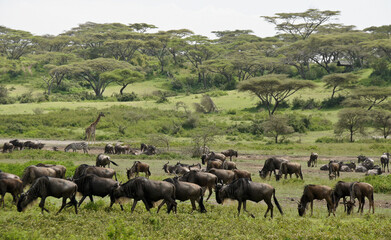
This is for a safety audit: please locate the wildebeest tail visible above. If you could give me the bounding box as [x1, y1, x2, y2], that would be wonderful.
[147, 169, 151, 176]
[199, 189, 207, 213]
[273, 188, 283, 215]
[110, 160, 119, 166]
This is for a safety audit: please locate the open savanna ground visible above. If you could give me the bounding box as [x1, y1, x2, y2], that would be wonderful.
[0, 149, 391, 240]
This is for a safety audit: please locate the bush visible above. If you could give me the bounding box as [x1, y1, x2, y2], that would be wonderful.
[321, 96, 346, 108]
[365, 175, 391, 194]
[115, 92, 139, 102]
[18, 92, 35, 103]
[291, 97, 320, 110]
[315, 137, 340, 143]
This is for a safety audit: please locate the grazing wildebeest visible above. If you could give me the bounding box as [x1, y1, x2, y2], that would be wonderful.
[276, 162, 303, 181]
[21, 165, 58, 188]
[222, 160, 237, 170]
[17, 176, 78, 214]
[259, 157, 288, 179]
[0, 170, 21, 180]
[365, 167, 382, 176]
[333, 181, 354, 212]
[208, 168, 235, 184]
[64, 142, 89, 154]
[161, 177, 206, 213]
[297, 185, 335, 217]
[221, 149, 238, 161]
[104, 144, 114, 154]
[380, 153, 389, 172]
[328, 161, 342, 180]
[0, 178, 23, 207]
[72, 174, 119, 207]
[233, 169, 252, 181]
[307, 152, 318, 167]
[179, 170, 218, 201]
[2, 142, 14, 153]
[127, 161, 151, 179]
[73, 164, 117, 181]
[36, 163, 66, 179]
[347, 182, 374, 214]
[111, 177, 176, 213]
[96, 154, 118, 168]
[162, 161, 176, 174]
[215, 178, 283, 218]
[10, 139, 24, 150]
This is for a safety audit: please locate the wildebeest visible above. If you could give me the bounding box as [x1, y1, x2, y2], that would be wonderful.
[73, 164, 117, 181]
[10, 139, 24, 150]
[320, 164, 329, 171]
[104, 144, 114, 154]
[127, 161, 151, 179]
[161, 177, 206, 213]
[340, 162, 356, 172]
[206, 159, 224, 171]
[333, 181, 354, 212]
[365, 167, 382, 176]
[328, 161, 342, 180]
[380, 152, 389, 172]
[276, 162, 303, 181]
[222, 161, 237, 170]
[36, 163, 66, 179]
[201, 152, 226, 163]
[189, 163, 202, 171]
[162, 161, 176, 174]
[111, 177, 176, 213]
[174, 163, 190, 175]
[0, 178, 23, 207]
[17, 176, 78, 214]
[297, 184, 335, 217]
[347, 182, 374, 214]
[72, 174, 119, 207]
[23, 141, 45, 149]
[215, 178, 283, 218]
[140, 144, 156, 155]
[114, 143, 126, 154]
[221, 149, 238, 161]
[259, 157, 288, 179]
[2, 142, 14, 153]
[21, 165, 58, 188]
[233, 169, 252, 181]
[96, 154, 118, 168]
[208, 168, 235, 184]
[0, 170, 21, 180]
[307, 152, 318, 167]
[355, 165, 367, 172]
[179, 170, 218, 201]
[357, 155, 374, 169]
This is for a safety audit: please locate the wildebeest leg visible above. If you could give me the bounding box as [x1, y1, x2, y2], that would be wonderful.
[130, 200, 138, 213]
[263, 198, 274, 218]
[141, 198, 151, 212]
[242, 201, 255, 218]
[157, 200, 166, 213]
[206, 187, 213, 201]
[342, 197, 346, 212]
[39, 197, 49, 214]
[237, 201, 242, 217]
[0, 194, 4, 207]
[89, 195, 94, 203]
[190, 199, 196, 212]
[57, 197, 67, 214]
[310, 201, 314, 216]
[326, 197, 335, 217]
[78, 195, 87, 207]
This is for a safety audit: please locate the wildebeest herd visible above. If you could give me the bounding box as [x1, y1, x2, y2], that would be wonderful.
[0, 142, 389, 218]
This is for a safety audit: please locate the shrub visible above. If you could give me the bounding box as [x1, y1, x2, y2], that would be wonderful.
[365, 175, 391, 194]
[321, 96, 346, 108]
[115, 92, 139, 102]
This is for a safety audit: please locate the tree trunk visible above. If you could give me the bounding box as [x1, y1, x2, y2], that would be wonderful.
[120, 84, 129, 95]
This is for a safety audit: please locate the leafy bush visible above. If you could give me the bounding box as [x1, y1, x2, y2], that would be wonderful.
[321, 96, 346, 108]
[315, 137, 341, 143]
[115, 92, 139, 102]
[365, 175, 391, 194]
[292, 97, 320, 110]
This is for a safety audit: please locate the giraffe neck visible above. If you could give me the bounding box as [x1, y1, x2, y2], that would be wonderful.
[91, 115, 101, 127]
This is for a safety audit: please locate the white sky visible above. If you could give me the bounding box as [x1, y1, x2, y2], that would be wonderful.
[0, 0, 390, 38]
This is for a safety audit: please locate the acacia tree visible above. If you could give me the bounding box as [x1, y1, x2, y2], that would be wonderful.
[238, 74, 315, 115]
[372, 110, 391, 139]
[322, 73, 358, 99]
[261, 115, 294, 143]
[335, 108, 368, 142]
[100, 68, 144, 95]
[348, 87, 391, 110]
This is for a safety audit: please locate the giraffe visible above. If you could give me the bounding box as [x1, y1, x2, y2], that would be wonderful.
[85, 112, 105, 144]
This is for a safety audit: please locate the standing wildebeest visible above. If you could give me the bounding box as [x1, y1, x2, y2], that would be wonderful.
[276, 162, 303, 181]
[111, 177, 176, 213]
[333, 181, 354, 212]
[17, 176, 78, 214]
[347, 182, 374, 214]
[328, 161, 342, 180]
[221, 149, 238, 161]
[10, 139, 24, 150]
[233, 169, 252, 181]
[2, 142, 14, 153]
[179, 170, 218, 201]
[259, 157, 288, 179]
[174, 163, 190, 175]
[36, 163, 66, 179]
[222, 160, 237, 170]
[297, 185, 335, 217]
[73, 164, 117, 181]
[0, 178, 23, 207]
[127, 161, 151, 179]
[161, 177, 206, 213]
[206, 159, 224, 171]
[24, 141, 45, 150]
[162, 161, 176, 174]
[307, 152, 318, 167]
[201, 152, 226, 163]
[21, 165, 58, 188]
[104, 144, 114, 154]
[380, 152, 389, 172]
[73, 174, 119, 207]
[208, 168, 235, 184]
[215, 178, 283, 218]
[64, 142, 89, 154]
[0, 170, 21, 180]
[96, 154, 118, 168]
